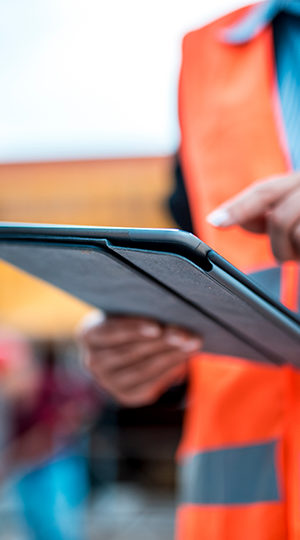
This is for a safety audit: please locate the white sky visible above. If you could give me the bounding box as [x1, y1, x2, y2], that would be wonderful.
[0, 0, 255, 162]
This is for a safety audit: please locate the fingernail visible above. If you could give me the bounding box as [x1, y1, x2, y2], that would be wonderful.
[180, 339, 202, 353]
[206, 208, 233, 227]
[140, 325, 161, 337]
[77, 310, 106, 333]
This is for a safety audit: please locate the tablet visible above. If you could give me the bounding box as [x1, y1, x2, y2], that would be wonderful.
[1, 223, 300, 367]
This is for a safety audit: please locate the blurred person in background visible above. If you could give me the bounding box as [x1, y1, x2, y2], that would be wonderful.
[80, 1, 300, 539]
[0, 329, 40, 482]
[0, 330, 98, 540]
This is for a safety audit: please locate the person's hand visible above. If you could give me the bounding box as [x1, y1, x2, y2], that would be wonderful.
[78, 312, 202, 407]
[207, 172, 300, 262]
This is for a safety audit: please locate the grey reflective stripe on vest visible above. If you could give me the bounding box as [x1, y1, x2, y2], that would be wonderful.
[179, 441, 280, 505]
[249, 267, 281, 303]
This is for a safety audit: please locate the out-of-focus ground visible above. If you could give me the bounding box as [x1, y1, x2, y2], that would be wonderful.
[0, 483, 175, 540]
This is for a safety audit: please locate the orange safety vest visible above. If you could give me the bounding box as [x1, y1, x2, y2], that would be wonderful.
[176, 5, 300, 540]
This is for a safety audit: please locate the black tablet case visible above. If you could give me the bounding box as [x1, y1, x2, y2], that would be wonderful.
[1, 239, 300, 367]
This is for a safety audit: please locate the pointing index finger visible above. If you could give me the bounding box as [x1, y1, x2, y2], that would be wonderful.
[206, 174, 300, 230]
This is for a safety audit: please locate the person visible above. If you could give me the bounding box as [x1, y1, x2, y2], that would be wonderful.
[0, 332, 98, 540]
[79, 2, 300, 538]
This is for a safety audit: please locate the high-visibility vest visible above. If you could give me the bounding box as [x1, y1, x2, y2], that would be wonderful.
[176, 5, 300, 540]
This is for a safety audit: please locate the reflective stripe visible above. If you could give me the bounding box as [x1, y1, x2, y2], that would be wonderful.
[248, 265, 300, 312]
[249, 267, 281, 302]
[179, 441, 280, 505]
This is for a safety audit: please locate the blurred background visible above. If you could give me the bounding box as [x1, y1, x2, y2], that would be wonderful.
[0, 1, 254, 538]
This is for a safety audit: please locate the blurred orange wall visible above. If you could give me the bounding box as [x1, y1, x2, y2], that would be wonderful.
[0, 156, 174, 227]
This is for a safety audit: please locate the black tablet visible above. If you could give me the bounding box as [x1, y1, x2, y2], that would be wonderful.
[1, 223, 300, 367]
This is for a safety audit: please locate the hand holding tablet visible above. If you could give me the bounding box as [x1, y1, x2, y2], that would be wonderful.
[79, 313, 202, 406]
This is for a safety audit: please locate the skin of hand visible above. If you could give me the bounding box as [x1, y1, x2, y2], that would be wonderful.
[78, 312, 202, 407]
[206, 172, 300, 262]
